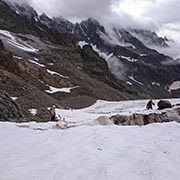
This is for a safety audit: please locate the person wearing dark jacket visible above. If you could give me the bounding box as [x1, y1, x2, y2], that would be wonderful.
[146, 100, 155, 110]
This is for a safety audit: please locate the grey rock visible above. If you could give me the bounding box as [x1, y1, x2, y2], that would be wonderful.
[0, 91, 25, 122]
[110, 107, 180, 126]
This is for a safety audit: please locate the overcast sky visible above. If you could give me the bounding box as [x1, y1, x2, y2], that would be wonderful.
[7, 0, 180, 45]
[7, 0, 180, 26]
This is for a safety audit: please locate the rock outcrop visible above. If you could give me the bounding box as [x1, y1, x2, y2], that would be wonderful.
[110, 107, 180, 126]
[0, 92, 25, 122]
[157, 100, 173, 109]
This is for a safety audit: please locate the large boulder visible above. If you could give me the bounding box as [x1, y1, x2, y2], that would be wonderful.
[157, 100, 172, 110]
[0, 92, 25, 122]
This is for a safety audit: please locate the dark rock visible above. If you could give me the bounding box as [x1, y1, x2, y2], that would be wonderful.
[157, 100, 172, 109]
[110, 114, 126, 124]
[0, 39, 5, 50]
[110, 107, 180, 126]
[0, 0, 76, 46]
[0, 91, 25, 122]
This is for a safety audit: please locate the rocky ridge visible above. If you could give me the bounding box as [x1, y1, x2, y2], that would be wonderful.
[110, 106, 180, 126]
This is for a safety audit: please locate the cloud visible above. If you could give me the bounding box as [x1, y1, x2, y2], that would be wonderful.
[5, 0, 180, 59]
[7, 0, 115, 22]
[6, 0, 180, 43]
[7, 0, 180, 23]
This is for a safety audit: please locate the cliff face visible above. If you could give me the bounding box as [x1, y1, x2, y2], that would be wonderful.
[74, 19, 180, 98]
[0, 36, 144, 122]
[0, 92, 24, 122]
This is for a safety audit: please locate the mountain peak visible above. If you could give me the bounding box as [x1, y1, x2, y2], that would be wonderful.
[9, 1, 38, 20]
[130, 29, 169, 47]
[81, 18, 100, 26]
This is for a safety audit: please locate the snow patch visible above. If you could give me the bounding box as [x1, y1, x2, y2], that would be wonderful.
[78, 41, 89, 49]
[91, 44, 114, 61]
[47, 69, 69, 79]
[7, 38, 38, 53]
[126, 81, 133, 85]
[28, 109, 37, 116]
[11, 97, 18, 101]
[45, 85, 79, 94]
[169, 81, 180, 91]
[13, 55, 22, 60]
[0, 29, 38, 53]
[152, 81, 160, 86]
[28, 60, 45, 67]
[48, 63, 54, 66]
[129, 76, 144, 85]
[140, 54, 147, 57]
[34, 58, 39, 61]
[0, 29, 15, 40]
[120, 55, 138, 62]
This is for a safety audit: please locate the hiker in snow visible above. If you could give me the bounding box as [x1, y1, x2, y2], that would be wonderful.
[146, 100, 155, 110]
[50, 105, 56, 121]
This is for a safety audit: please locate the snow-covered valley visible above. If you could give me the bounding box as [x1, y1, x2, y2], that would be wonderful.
[0, 99, 180, 180]
[0, 1, 180, 179]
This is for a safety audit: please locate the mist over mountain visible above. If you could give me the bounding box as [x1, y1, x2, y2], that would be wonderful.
[6, 0, 180, 59]
[6, 0, 180, 28]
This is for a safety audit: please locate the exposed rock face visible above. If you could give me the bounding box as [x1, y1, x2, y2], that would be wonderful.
[74, 18, 180, 98]
[110, 107, 180, 126]
[0, 0, 76, 46]
[0, 39, 5, 50]
[157, 100, 173, 109]
[0, 92, 25, 122]
[12, 2, 39, 20]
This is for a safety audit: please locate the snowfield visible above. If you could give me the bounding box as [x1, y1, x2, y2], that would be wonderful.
[0, 99, 180, 180]
[0, 29, 38, 53]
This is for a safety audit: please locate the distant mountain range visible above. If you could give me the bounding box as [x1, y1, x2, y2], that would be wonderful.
[0, 0, 179, 121]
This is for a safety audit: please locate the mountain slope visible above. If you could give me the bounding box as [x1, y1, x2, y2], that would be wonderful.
[0, 0, 75, 46]
[0, 0, 147, 121]
[73, 18, 180, 98]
